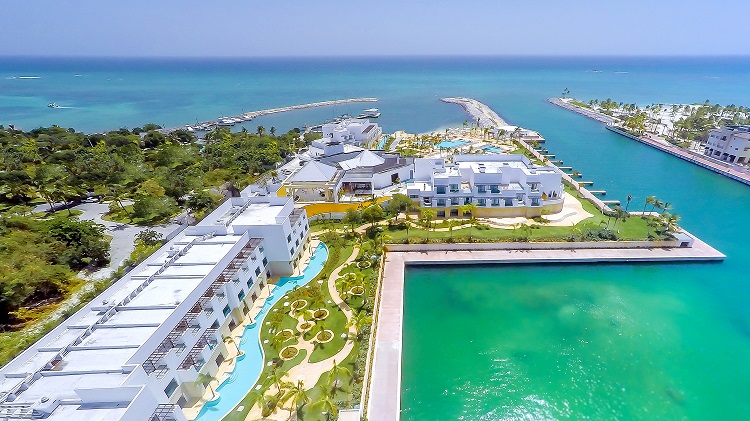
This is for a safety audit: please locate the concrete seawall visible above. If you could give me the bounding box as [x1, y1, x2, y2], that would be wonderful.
[548, 97, 750, 187]
[441, 97, 508, 128]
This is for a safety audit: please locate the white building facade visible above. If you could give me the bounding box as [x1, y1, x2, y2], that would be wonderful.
[0, 192, 311, 421]
[704, 126, 750, 164]
[321, 118, 382, 148]
[406, 154, 564, 218]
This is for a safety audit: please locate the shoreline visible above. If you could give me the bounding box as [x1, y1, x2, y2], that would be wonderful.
[548, 97, 750, 187]
[441, 97, 508, 127]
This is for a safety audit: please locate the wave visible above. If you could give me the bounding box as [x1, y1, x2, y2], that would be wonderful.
[17, 76, 42, 79]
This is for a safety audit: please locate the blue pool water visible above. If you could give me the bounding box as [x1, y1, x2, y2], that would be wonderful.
[376, 135, 388, 149]
[484, 146, 503, 153]
[437, 139, 468, 148]
[194, 242, 329, 421]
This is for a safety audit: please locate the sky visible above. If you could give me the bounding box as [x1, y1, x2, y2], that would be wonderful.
[1, 0, 749, 57]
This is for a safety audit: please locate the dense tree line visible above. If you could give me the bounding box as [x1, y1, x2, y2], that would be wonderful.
[0, 123, 316, 328]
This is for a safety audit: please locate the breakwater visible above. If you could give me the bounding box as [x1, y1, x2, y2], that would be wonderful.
[441, 97, 507, 128]
[547, 97, 616, 124]
[158, 97, 378, 134]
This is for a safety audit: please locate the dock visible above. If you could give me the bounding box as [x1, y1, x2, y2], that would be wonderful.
[158, 97, 378, 134]
[440, 97, 507, 128]
[589, 190, 607, 195]
[602, 200, 621, 205]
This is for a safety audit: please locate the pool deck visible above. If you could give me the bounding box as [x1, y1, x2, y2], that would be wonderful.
[366, 234, 724, 421]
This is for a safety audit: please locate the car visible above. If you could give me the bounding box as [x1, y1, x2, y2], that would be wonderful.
[81, 197, 100, 203]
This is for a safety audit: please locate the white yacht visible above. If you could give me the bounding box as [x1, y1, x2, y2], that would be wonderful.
[358, 108, 381, 118]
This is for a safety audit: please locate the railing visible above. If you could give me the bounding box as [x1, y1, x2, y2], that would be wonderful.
[149, 404, 179, 421]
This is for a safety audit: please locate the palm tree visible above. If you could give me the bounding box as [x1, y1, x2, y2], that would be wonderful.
[459, 203, 478, 241]
[653, 199, 664, 214]
[194, 372, 216, 399]
[270, 126, 276, 136]
[281, 380, 310, 418]
[345, 309, 373, 341]
[643, 196, 656, 217]
[661, 202, 673, 215]
[327, 359, 353, 391]
[256, 125, 266, 136]
[313, 388, 338, 421]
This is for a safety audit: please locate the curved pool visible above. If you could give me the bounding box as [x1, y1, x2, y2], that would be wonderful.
[194, 242, 329, 421]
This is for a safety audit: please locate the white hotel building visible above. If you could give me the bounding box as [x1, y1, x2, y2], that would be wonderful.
[406, 154, 564, 218]
[321, 118, 382, 148]
[0, 192, 310, 420]
[703, 125, 750, 165]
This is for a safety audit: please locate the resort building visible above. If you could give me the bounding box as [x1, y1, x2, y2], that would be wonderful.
[703, 125, 750, 164]
[282, 150, 413, 202]
[0, 192, 311, 420]
[321, 118, 382, 148]
[406, 154, 564, 218]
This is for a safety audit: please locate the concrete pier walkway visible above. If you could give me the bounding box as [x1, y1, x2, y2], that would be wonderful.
[158, 97, 378, 134]
[366, 233, 724, 421]
[441, 97, 507, 128]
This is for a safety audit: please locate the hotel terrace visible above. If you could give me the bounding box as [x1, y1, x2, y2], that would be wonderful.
[0, 191, 311, 421]
[406, 154, 564, 218]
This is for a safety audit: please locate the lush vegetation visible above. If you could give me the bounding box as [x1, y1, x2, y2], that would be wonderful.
[226, 231, 378, 420]
[0, 123, 313, 366]
[579, 98, 750, 145]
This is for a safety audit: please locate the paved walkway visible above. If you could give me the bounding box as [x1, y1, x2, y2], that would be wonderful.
[367, 234, 724, 421]
[243, 246, 361, 420]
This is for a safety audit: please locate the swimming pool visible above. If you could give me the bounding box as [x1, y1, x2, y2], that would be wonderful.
[377, 135, 388, 149]
[437, 139, 469, 148]
[194, 242, 329, 421]
[484, 146, 503, 153]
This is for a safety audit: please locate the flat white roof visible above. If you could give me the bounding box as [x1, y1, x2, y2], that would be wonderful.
[45, 404, 128, 421]
[126, 276, 205, 308]
[39, 328, 86, 351]
[77, 326, 158, 348]
[232, 202, 285, 226]
[103, 308, 175, 326]
[52, 348, 134, 373]
[17, 372, 129, 402]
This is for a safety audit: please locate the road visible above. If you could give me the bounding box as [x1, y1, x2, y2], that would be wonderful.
[34, 202, 183, 279]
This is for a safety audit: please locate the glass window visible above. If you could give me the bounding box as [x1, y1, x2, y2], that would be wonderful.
[255, 267, 261, 276]
[287, 234, 292, 243]
[477, 185, 486, 193]
[238, 291, 245, 301]
[222, 305, 231, 316]
[262, 257, 268, 266]
[491, 185, 500, 193]
[436, 186, 446, 194]
[437, 199, 446, 207]
[478, 198, 486, 206]
[450, 198, 459, 206]
[164, 379, 179, 397]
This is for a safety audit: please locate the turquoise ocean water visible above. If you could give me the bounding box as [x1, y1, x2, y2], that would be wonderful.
[2, 56, 750, 419]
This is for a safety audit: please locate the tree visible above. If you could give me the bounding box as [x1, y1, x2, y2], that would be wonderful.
[313, 388, 338, 421]
[280, 380, 310, 418]
[345, 309, 373, 342]
[643, 196, 656, 216]
[459, 203, 478, 241]
[385, 193, 413, 218]
[256, 125, 266, 136]
[361, 204, 384, 229]
[47, 217, 110, 269]
[419, 207, 436, 239]
[135, 229, 163, 246]
[194, 372, 216, 399]
[223, 335, 240, 355]
[270, 126, 276, 136]
[326, 359, 352, 392]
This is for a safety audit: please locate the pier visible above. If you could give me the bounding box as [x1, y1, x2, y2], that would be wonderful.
[579, 181, 594, 186]
[602, 200, 621, 205]
[559, 166, 572, 170]
[158, 97, 378, 134]
[589, 190, 607, 195]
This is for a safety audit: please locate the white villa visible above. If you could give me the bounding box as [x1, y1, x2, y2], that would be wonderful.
[406, 154, 564, 218]
[320, 118, 382, 148]
[704, 125, 750, 165]
[0, 191, 311, 420]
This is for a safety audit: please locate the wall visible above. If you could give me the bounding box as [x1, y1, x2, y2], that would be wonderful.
[386, 238, 680, 252]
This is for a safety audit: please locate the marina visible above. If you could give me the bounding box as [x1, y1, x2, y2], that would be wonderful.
[158, 97, 378, 134]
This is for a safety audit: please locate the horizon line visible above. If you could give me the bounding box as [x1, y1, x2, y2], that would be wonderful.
[2, 54, 750, 60]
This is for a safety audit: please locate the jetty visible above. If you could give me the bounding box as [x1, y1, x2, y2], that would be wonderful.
[158, 97, 378, 134]
[547, 97, 616, 124]
[440, 97, 507, 128]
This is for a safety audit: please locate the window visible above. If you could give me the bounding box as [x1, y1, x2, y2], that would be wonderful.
[255, 267, 261, 276]
[477, 185, 486, 193]
[450, 198, 459, 206]
[296, 239, 300, 247]
[505, 198, 514, 206]
[437, 210, 446, 217]
[290, 247, 295, 255]
[246, 279, 253, 288]
[164, 379, 179, 397]
[437, 199, 446, 207]
[262, 257, 268, 267]
[287, 234, 292, 243]
[478, 198, 486, 206]
[222, 305, 231, 317]
[210, 320, 220, 329]
[238, 291, 245, 301]
[409, 194, 418, 199]
[449, 184, 459, 193]
[492, 198, 500, 206]
[436, 185, 446, 194]
[491, 185, 500, 193]
[531, 198, 540, 206]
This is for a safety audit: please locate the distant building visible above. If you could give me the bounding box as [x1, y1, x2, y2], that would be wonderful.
[0, 190, 311, 420]
[321, 118, 382, 148]
[406, 154, 564, 218]
[284, 150, 413, 202]
[704, 126, 750, 164]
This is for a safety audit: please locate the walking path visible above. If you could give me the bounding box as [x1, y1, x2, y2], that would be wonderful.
[158, 98, 378, 134]
[243, 246, 361, 420]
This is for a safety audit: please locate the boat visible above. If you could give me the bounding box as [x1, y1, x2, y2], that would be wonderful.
[217, 118, 235, 126]
[48, 103, 60, 108]
[358, 108, 381, 118]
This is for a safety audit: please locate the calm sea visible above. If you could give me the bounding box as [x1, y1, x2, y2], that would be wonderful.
[2, 56, 750, 419]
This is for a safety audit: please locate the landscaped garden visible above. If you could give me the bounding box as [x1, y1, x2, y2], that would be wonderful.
[224, 231, 377, 421]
